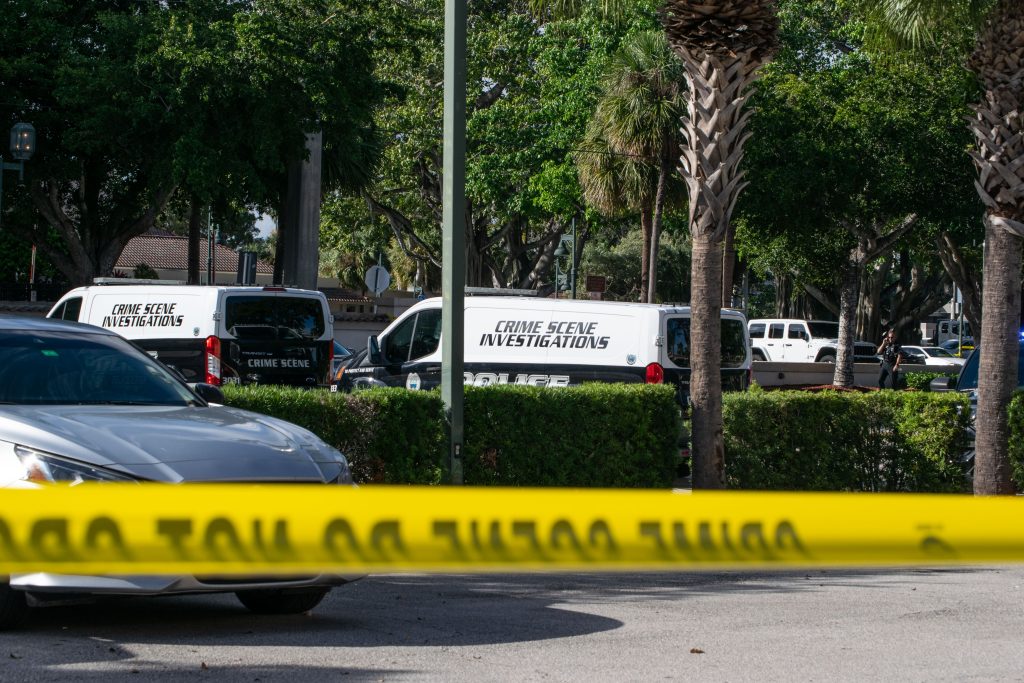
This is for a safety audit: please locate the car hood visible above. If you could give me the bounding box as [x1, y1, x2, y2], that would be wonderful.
[0, 405, 340, 483]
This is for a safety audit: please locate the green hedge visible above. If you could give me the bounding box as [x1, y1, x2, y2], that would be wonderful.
[723, 388, 970, 492]
[904, 371, 959, 392]
[462, 384, 681, 487]
[221, 385, 447, 484]
[1009, 391, 1024, 489]
[221, 383, 683, 488]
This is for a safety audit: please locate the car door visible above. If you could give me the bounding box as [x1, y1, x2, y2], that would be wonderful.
[378, 308, 443, 389]
[785, 323, 812, 362]
[764, 322, 785, 360]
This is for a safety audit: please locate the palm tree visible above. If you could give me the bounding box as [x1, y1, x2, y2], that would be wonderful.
[583, 30, 687, 303]
[859, 0, 1023, 495]
[660, 1, 779, 488]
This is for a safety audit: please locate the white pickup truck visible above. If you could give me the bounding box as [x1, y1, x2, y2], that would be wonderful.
[748, 318, 879, 363]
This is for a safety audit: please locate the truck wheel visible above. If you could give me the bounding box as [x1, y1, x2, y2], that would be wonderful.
[235, 587, 330, 615]
[0, 584, 29, 630]
[818, 353, 836, 363]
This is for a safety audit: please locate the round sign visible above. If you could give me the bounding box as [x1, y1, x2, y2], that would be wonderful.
[364, 265, 391, 295]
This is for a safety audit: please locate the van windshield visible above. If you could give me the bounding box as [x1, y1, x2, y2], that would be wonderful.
[225, 296, 326, 341]
[666, 318, 748, 369]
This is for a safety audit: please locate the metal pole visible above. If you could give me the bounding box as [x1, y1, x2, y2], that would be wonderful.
[441, 0, 467, 485]
[206, 207, 213, 286]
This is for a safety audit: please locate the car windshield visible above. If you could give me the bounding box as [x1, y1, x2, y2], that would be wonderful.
[923, 346, 954, 358]
[0, 330, 199, 406]
[956, 343, 1024, 391]
[807, 322, 839, 339]
[334, 341, 352, 357]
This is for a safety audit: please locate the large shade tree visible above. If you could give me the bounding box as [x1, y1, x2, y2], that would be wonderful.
[660, 1, 779, 488]
[859, 0, 1023, 495]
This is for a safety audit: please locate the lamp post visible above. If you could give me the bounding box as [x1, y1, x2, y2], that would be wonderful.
[0, 123, 36, 228]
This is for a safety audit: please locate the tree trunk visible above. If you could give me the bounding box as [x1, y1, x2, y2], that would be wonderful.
[974, 219, 1021, 495]
[690, 236, 725, 489]
[833, 251, 862, 387]
[647, 157, 671, 303]
[639, 204, 653, 303]
[187, 198, 202, 285]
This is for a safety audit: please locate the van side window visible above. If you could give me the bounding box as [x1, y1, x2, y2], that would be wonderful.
[748, 323, 765, 338]
[60, 297, 83, 321]
[768, 323, 785, 339]
[409, 309, 442, 360]
[383, 314, 416, 363]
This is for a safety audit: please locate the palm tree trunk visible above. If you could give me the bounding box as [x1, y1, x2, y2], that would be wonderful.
[648, 158, 671, 303]
[974, 218, 1021, 495]
[833, 252, 861, 387]
[639, 205, 653, 303]
[690, 235, 725, 488]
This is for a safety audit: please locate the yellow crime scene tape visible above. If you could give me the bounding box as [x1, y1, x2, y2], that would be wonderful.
[0, 485, 1022, 575]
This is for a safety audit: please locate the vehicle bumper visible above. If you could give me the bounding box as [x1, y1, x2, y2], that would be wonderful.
[9, 572, 362, 596]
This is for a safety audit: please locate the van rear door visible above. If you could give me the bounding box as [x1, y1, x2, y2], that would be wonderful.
[220, 293, 330, 387]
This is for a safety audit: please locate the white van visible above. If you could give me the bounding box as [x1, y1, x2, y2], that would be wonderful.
[47, 281, 334, 387]
[336, 296, 751, 399]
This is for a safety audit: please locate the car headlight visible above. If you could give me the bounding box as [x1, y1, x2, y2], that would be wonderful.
[0, 444, 138, 485]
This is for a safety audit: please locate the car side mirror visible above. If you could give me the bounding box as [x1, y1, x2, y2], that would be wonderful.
[929, 376, 956, 392]
[368, 335, 382, 365]
[191, 382, 226, 404]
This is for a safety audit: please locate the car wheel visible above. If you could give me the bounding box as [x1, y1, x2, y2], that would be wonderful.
[818, 353, 836, 363]
[0, 583, 29, 630]
[235, 587, 330, 615]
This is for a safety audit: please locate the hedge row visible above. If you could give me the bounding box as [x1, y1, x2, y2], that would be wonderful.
[903, 371, 959, 392]
[221, 383, 682, 488]
[221, 385, 447, 485]
[723, 387, 971, 492]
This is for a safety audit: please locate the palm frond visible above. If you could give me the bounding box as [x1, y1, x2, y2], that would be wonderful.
[858, 0, 995, 51]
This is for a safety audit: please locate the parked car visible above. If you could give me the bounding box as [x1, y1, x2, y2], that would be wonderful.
[900, 345, 965, 367]
[0, 315, 358, 629]
[747, 318, 878, 363]
[939, 337, 976, 358]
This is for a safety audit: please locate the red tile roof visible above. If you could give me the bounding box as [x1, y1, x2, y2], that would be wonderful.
[117, 233, 273, 274]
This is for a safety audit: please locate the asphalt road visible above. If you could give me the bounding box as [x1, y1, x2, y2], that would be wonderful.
[2, 566, 1023, 681]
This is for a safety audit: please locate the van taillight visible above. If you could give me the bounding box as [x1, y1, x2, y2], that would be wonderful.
[645, 362, 664, 384]
[205, 335, 222, 385]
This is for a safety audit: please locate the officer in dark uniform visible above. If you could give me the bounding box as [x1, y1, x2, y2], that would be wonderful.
[877, 328, 904, 390]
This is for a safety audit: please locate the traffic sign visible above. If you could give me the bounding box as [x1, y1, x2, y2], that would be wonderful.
[364, 265, 391, 295]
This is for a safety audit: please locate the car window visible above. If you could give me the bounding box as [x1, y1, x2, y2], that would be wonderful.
[807, 322, 839, 338]
[0, 330, 198, 405]
[383, 314, 416, 363]
[768, 323, 784, 339]
[787, 326, 806, 340]
[748, 323, 765, 339]
[409, 309, 442, 360]
[225, 296, 325, 341]
[666, 318, 747, 369]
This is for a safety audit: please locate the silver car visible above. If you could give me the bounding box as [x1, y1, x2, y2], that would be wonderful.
[0, 315, 358, 628]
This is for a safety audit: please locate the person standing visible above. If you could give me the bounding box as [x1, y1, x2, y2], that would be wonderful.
[877, 328, 904, 390]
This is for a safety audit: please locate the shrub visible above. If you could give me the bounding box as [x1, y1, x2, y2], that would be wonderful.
[221, 385, 447, 484]
[723, 390, 970, 492]
[1009, 391, 1024, 489]
[462, 383, 681, 487]
[904, 371, 959, 392]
